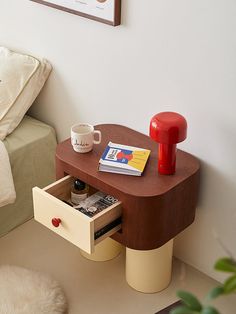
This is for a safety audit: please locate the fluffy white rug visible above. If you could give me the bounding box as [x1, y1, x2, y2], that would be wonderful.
[0, 265, 67, 314]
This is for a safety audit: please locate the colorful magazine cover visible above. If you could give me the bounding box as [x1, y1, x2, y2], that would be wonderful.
[99, 142, 151, 176]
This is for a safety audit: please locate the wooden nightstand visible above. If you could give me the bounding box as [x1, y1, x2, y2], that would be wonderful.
[33, 124, 200, 293]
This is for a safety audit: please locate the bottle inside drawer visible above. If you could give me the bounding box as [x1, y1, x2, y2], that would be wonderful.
[45, 176, 122, 240]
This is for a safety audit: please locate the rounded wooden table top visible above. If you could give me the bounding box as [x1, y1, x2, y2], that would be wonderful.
[56, 124, 200, 198]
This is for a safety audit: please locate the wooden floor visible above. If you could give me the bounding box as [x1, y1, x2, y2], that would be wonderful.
[0, 219, 235, 314]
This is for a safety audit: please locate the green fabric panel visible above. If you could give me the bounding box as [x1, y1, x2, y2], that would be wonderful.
[1, 115, 57, 237]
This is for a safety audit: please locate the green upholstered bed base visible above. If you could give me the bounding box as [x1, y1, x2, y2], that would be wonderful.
[1, 115, 57, 237]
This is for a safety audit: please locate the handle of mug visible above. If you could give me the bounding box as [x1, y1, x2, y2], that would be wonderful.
[93, 130, 102, 144]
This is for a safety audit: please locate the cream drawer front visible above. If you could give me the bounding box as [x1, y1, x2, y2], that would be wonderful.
[33, 175, 122, 254]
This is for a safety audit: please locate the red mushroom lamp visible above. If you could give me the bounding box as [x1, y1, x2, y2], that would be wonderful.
[150, 112, 187, 175]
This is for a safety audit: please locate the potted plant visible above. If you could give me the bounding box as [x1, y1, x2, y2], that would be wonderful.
[171, 257, 236, 314]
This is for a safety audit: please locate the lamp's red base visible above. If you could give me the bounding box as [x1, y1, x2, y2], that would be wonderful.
[158, 143, 176, 175]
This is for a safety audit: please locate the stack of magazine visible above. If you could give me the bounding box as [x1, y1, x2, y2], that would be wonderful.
[75, 191, 118, 217]
[73, 192, 121, 240]
[98, 142, 150, 176]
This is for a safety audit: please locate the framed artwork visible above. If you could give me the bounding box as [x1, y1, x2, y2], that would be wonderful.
[30, 0, 121, 26]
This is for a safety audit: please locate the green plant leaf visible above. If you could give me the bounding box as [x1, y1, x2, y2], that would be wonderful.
[214, 258, 236, 273]
[201, 305, 220, 314]
[177, 290, 202, 311]
[207, 286, 224, 300]
[170, 305, 196, 314]
[223, 275, 236, 294]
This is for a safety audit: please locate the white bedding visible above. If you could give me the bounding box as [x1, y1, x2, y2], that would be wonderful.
[0, 140, 16, 207]
[0, 47, 52, 141]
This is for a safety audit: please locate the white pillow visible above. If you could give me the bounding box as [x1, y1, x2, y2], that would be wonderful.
[0, 47, 52, 140]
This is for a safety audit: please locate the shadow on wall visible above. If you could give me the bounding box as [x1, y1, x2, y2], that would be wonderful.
[197, 159, 236, 224]
[28, 68, 83, 141]
[174, 159, 236, 281]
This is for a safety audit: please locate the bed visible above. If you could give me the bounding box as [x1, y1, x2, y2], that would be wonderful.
[0, 115, 57, 237]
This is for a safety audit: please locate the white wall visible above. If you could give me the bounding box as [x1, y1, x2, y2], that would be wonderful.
[1, 0, 236, 282]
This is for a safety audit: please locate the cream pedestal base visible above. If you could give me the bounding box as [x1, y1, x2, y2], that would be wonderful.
[80, 238, 122, 262]
[126, 239, 174, 293]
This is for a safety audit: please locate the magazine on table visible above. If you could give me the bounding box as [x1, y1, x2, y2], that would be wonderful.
[98, 142, 150, 176]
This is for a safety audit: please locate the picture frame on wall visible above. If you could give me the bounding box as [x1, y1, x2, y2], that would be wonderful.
[30, 0, 121, 26]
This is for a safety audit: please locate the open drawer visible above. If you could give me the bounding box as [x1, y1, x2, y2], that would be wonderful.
[32, 175, 122, 254]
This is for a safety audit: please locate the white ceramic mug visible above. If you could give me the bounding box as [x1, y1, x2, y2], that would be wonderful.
[71, 123, 102, 153]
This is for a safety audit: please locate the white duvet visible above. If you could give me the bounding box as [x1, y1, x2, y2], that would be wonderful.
[0, 140, 16, 207]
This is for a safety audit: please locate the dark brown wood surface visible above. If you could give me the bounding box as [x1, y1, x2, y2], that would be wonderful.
[155, 301, 182, 314]
[56, 124, 200, 250]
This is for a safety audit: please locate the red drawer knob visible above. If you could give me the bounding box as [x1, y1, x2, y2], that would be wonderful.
[51, 218, 61, 227]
